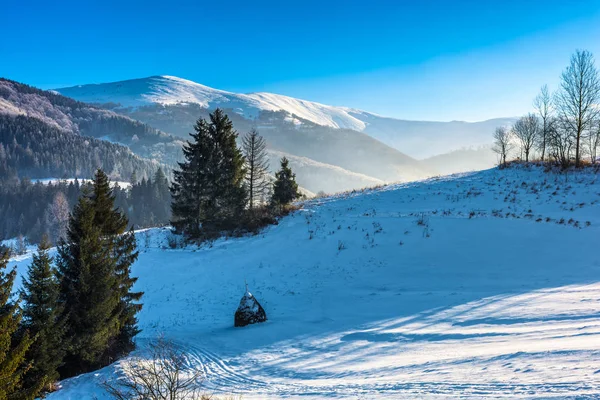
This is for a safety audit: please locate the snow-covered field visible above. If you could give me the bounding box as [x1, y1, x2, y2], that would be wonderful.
[10, 165, 600, 399]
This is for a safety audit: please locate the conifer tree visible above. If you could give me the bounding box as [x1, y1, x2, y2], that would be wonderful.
[152, 168, 171, 223]
[90, 170, 141, 360]
[271, 157, 300, 207]
[56, 191, 120, 377]
[171, 109, 247, 238]
[20, 235, 65, 395]
[242, 129, 270, 210]
[0, 247, 34, 399]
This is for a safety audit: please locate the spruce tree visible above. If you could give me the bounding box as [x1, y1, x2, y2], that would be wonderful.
[242, 129, 270, 210]
[271, 157, 300, 207]
[56, 190, 120, 377]
[171, 109, 247, 238]
[20, 235, 65, 395]
[0, 247, 34, 399]
[90, 170, 141, 360]
[153, 167, 171, 223]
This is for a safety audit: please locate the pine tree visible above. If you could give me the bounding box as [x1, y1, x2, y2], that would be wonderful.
[271, 157, 300, 207]
[153, 167, 171, 223]
[171, 109, 247, 238]
[90, 170, 141, 360]
[242, 129, 270, 210]
[20, 235, 65, 395]
[56, 190, 120, 377]
[0, 247, 34, 399]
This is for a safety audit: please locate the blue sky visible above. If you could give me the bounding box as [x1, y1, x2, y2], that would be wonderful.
[2, 0, 600, 121]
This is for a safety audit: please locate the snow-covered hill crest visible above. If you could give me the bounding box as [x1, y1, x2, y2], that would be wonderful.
[58, 75, 369, 131]
[57, 76, 516, 160]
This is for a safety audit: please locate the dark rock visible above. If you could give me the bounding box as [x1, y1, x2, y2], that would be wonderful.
[234, 288, 267, 327]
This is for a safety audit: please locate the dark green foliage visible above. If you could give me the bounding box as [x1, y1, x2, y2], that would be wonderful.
[171, 109, 247, 239]
[90, 170, 142, 358]
[271, 157, 300, 206]
[0, 168, 171, 243]
[57, 191, 120, 376]
[20, 235, 65, 395]
[0, 247, 35, 400]
[0, 114, 161, 183]
[57, 170, 141, 377]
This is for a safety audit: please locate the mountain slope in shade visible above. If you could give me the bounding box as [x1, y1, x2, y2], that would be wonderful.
[56, 76, 516, 159]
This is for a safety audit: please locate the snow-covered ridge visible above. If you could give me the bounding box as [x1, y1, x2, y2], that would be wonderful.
[56, 76, 518, 160]
[57, 76, 369, 131]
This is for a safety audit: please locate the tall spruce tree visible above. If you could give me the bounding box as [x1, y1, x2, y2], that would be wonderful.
[0, 247, 34, 399]
[271, 157, 300, 207]
[171, 109, 247, 238]
[56, 190, 120, 377]
[242, 129, 270, 210]
[20, 235, 65, 395]
[90, 170, 141, 360]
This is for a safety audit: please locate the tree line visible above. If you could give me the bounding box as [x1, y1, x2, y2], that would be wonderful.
[0, 169, 142, 399]
[171, 109, 300, 241]
[493, 49, 600, 168]
[0, 168, 171, 245]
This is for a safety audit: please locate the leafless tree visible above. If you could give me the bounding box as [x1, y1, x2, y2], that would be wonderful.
[492, 126, 513, 167]
[45, 192, 70, 244]
[512, 114, 539, 162]
[533, 84, 554, 161]
[547, 117, 574, 169]
[102, 336, 205, 400]
[587, 119, 600, 164]
[555, 50, 600, 167]
[242, 129, 270, 210]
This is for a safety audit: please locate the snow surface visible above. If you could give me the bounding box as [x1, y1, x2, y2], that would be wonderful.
[9, 165, 600, 399]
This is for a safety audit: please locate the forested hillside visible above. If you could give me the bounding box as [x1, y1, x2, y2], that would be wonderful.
[0, 78, 184, 166]
[0, 114, 161, 182]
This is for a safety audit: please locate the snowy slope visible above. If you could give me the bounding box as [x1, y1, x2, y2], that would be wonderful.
[56, 76, 515, 159]
[10, 165, 600, 399]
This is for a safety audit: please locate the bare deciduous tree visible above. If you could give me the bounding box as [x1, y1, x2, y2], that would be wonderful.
[533, 84, 554, 161]
[102, 336, 205, 400]
[492, 126, 513, 167]
[242, 129, 270, 210]
[587, 119, 600, 164]
[556, 49, 600, 167]
[512, 114, 539, 162]
[548, 117, 574, 169]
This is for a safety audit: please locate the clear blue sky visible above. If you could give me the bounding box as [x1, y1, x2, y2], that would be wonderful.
[2, 0, 600, 121]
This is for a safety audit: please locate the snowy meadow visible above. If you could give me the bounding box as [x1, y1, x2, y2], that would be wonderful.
[9, 164, 600, 399]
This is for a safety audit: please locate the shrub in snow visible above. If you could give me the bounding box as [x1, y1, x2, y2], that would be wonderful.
[234, 285, 267, 327]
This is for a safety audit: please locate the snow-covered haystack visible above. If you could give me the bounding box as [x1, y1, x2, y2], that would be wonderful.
[234, 285, 267, 327]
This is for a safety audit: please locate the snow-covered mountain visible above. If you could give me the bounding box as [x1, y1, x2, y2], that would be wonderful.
[57, 76, 516, 159]
[57, 76, 371, 131]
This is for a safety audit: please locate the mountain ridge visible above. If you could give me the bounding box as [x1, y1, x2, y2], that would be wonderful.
[56, 76, 516, 159]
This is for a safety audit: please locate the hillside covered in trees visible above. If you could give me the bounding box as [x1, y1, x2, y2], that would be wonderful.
[0, 78, 184, 167]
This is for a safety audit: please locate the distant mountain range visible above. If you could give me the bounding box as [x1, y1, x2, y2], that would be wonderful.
[0, 75, 516, 193]
[57, 75, 516, 159]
